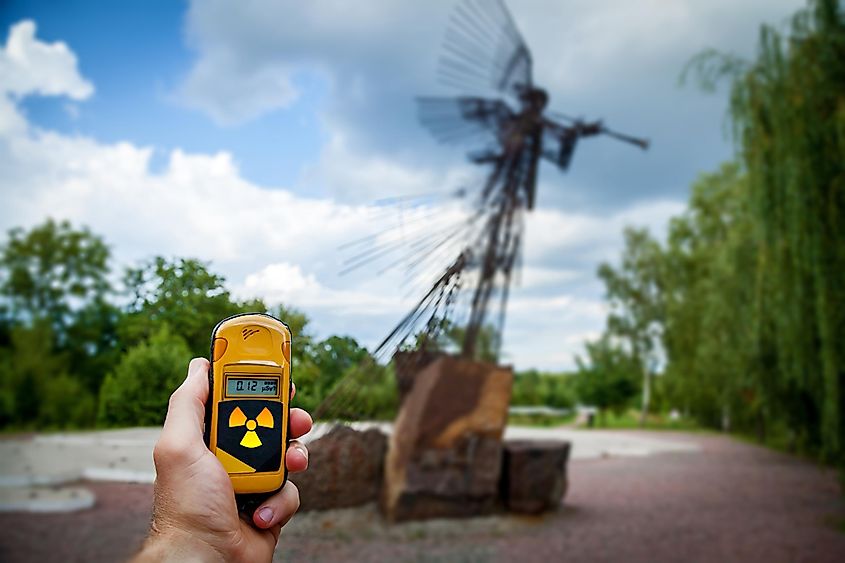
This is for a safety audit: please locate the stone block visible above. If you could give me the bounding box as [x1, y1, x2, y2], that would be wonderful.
[291, 425, 386, 511]
[500, 440, 571, 514]
[383, 354, 513, 521]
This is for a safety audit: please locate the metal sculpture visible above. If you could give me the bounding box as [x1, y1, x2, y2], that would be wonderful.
[342, 0, 648, 369]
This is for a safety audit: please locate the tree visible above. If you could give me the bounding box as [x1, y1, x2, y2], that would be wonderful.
[597, 227, 664, 425]
[684, 0, 845, 459]
[98, 325, 192, 427]
[120, 257, 265, 356]
[512, 369, 576, 409]
[319, 358, 398, 421]
[661, 163, 759, 431]
[574, 334, 640, 421]
[0, 219, 117, 398]
[312, 335, 369, 390]
[0, 319, 96, 428]
[0, 219, 110, 334]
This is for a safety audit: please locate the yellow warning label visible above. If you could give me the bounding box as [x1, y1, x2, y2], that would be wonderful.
[228, 406, 275, 449]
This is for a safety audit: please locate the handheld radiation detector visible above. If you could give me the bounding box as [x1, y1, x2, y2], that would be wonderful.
[204, 313, 292, 506]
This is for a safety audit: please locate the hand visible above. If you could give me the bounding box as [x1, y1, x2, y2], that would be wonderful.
[134, 358, 312, 563]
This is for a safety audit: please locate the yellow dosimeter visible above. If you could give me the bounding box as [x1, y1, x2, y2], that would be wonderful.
[204, 313, 292, 511]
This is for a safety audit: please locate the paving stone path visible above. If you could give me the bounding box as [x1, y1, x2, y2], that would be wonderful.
[1, 430, 843, 562]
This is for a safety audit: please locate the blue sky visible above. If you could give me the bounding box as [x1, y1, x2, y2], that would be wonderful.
[1, 0, 328, 190]
[0, 0, 805, 370]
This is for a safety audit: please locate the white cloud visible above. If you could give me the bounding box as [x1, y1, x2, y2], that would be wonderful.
[0, 20, 93, 100]
[0, 20, 94, 136]
[238, 262, 404, 316]
[518, 267, 579, 289]
[302, 130, 473, 202]
[503, 294, 607, 370]
[178, 0, 439, 126]
[525, 198, 685, 264]
[178, 51, 298, 126]
[0, 115, 417, 345]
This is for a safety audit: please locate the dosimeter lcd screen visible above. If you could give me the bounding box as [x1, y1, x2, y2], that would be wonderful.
[226, 376, 279, 397]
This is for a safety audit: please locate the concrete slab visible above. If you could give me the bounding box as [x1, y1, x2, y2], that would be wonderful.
[502, 426, 701, 459]
[0, 428, 159, 488]
[0, 486, 95, 513]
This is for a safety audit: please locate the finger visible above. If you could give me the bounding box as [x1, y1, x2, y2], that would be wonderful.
[291, 381, 296, 400]
[160, 358, 209, 445]
[285, 440, 308, 473]
[253, 481, 300, 530]
[289, 408, 312, 439]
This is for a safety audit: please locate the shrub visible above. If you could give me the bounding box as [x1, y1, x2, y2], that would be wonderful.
[98, 325, 191, 427]
[40, 374, 96, 428]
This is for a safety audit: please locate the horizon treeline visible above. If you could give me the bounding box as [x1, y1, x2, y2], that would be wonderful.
[0, 219, 576, 429]
[0, 219, 400, 428]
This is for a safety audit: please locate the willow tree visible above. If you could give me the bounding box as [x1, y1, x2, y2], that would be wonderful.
[688, 0, 844, 458]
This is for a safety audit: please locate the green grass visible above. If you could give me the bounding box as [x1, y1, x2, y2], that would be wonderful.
[506, 409, 705, 430]
[588, 409, 705, 431]
[506, 412, 576, 427]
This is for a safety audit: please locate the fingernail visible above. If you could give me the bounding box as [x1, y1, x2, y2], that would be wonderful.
[258, 506, 273, 524]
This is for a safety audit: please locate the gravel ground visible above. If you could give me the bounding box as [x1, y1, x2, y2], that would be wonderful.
[1, 431, 843, 563]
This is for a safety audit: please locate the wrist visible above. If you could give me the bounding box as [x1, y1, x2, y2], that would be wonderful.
[134, 527, 225, 563]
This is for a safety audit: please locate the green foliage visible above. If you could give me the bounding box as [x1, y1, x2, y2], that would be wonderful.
[597, 226, 663, 423]
[0, 220, 399, 430]
[120, 257, 265, 356]
[0, 320, 96, 429]
[589, 0, 845, 463]
[98, 325, 191, 427]
[589, 409, 702, 432]
[660, 163, 759, 430]
[292, 334, 371, 414]
[729, 0, 845, 461]
[268, 303, 378, 416]
[507, 412, 575, 427]
[574, 335, 641, 418]
[64, 298, 122, 393]
[672, 0, 844, 459]
[312, 336, 370, 386]
[40, 374, 97, 429]
[511, 369, 576, 409]
[0, 219, 110, 332]
[320, 359, 398, 421]
[0, 219, 119, 395]
[301, 333, 397, 420]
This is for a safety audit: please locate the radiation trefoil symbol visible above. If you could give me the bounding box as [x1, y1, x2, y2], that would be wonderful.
[228, 406, 274, 448]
